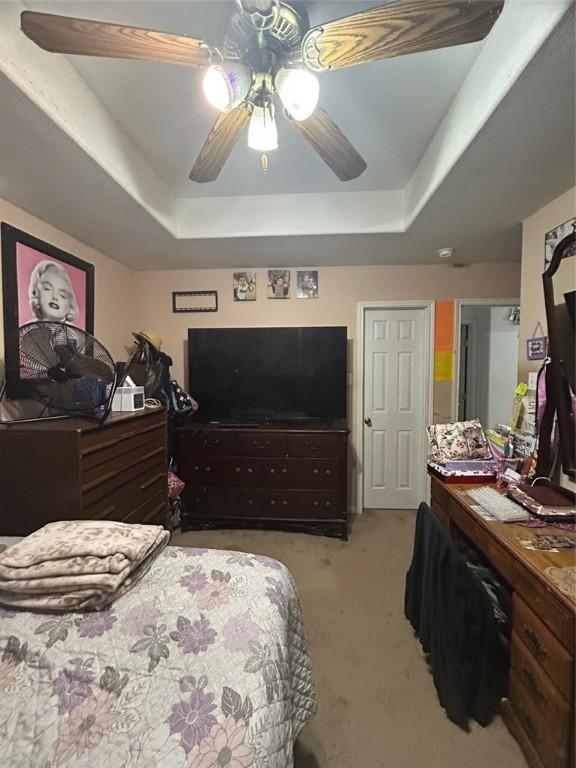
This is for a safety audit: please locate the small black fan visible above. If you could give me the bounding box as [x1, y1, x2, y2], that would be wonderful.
[16, 321, 116, 420]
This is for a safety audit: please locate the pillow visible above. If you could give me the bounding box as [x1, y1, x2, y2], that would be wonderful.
[427, 419, 492, 464]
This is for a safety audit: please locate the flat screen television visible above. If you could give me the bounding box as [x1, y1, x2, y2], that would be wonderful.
[188, 326, 347, 422]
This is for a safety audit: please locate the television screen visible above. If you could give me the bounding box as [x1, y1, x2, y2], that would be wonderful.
[188, 326, 347, 422]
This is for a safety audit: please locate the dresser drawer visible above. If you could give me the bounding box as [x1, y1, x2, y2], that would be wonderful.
[178, 429, 237, 456]
[182, 486, 260, 518]
[124, 490, 168, 526]
[511, 632, 571, 742]
[514, 594, 573, 701]
[262, 459, 340, 489]
[81, 424, 164, 472]
[80, 411, 165, 451]
[82, 451, 165, 500]
[259, 489, 342, 519]
[178, 457, 221, 485]
[510, 670, 571, 768]
[287, 433, 341, 458]
[220, 459, 262, 487]
[83, 467, 166, 521]
[237, 432, 287, 457]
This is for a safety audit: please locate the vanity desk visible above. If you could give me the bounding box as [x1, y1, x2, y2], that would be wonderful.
[431, 476, 575, 768]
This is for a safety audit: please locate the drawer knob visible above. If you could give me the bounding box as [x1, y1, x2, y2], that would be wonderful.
[194, 465, 200, 471]
[253, 440, 271, 449]
[235, 467, 241, 472]
[522, 625, 547, 660]
[305, 441, 321, 452]
[325, 501, 331, 507]
[281, 468, 287, 474]
[282, 500, 288, 506]
[248, 468, 253, 474]
[270, 500, 276, 505]
[270, 468, 276, 474]
[313, 501, 319, 507]
[248, 499, 254, 505]
[203, 440, 220, 448]
[325, 469, 332, 475]
[313, 469, 319, 475]
[205, 466, 211, 472]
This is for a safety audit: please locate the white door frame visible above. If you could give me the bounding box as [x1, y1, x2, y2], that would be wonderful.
[355, 301, 435, 514]
[453, 298, 520, 421]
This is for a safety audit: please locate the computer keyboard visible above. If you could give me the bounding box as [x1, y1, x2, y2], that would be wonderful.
[467, 487, 531, 523]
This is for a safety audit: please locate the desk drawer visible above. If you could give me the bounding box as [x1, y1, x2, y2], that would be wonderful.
[511, 632, 571, 742]
[514, 594, 573, 701]
[509, 670, 570, 768]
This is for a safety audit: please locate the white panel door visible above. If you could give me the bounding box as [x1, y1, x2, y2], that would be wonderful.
[363, 308, 427, 509]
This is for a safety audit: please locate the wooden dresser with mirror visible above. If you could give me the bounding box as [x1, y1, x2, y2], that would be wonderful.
[431, 478, 574, 768]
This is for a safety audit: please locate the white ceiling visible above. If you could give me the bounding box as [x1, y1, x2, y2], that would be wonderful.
[0, 0, 574, 269]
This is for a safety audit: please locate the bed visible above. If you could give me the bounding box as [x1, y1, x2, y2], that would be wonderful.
[0, 538, 317, 768]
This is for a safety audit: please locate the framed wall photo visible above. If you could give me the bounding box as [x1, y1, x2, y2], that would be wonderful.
[296, 270, 319, 299]
[233, 271, 256, 301]
[1, 223, 95, 397]
[267, 269, 290, 299]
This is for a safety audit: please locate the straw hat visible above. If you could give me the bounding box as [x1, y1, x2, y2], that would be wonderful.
[132, 330, 162, 351]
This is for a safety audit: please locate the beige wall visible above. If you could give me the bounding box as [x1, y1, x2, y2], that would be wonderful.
[0, 197, 135, 366]
[132, 262, 521, 422]
[519, 187, 575, 381]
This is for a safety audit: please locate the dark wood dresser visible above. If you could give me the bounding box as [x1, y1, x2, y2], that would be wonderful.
[176, 421, 349, 539]
[431, 477, 575, 768]
[0, 408, 168, 536]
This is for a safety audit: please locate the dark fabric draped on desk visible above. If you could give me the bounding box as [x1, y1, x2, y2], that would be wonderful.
[405, 502, 510, 729]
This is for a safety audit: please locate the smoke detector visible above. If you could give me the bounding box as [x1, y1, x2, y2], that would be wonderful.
[437, 247, 455, 259]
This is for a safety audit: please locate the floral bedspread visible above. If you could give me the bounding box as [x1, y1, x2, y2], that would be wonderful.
[0, 539, 317, 768]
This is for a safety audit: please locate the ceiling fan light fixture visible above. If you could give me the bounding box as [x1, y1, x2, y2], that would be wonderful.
[248, 105, 278, 152]
[202, 63, 251, 112]
[275, 68, 319, 121]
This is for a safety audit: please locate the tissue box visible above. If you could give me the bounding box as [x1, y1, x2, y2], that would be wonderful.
[112, 386, 145, 411]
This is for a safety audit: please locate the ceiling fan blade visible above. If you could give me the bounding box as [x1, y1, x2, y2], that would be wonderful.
[302, 0, 503, 72]
[290, 108, 367, 181]
[21, 11, 213, 67]
[190, 103, 253, 183]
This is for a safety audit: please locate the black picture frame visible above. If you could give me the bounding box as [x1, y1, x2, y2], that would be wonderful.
[172, 290, 218, 313]
[1, 223, 95, 398]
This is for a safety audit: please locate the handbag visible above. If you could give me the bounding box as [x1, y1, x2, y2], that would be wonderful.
[125, 342, 164, 399]
[169, 380, 198, 417]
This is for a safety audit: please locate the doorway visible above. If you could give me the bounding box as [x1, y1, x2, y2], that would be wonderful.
[455, 301, 520, 429]
[357, 302, 434, 511]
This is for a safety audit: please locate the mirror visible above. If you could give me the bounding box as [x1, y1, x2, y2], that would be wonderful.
[542, 231, 576, 479]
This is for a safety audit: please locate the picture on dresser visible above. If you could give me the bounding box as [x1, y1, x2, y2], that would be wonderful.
[233, 271, 256, 301]
[267, 269, 290, 299]
[1, 223, 95, 397]
[296, 270, 319, 299]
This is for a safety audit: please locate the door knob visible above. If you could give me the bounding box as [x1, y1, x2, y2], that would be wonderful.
[364, 417, 372, 427]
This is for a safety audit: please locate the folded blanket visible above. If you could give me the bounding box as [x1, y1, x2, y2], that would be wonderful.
[0, 519, 169, 612]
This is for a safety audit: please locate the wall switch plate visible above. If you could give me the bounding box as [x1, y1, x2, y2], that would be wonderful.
[528, 372, 538, 391]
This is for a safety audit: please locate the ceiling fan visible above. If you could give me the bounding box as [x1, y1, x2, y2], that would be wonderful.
[21, 0, 504, 183]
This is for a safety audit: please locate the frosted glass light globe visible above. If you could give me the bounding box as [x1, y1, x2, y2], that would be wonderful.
[248, 105, 278, 152]
[276, 68, 319, 121]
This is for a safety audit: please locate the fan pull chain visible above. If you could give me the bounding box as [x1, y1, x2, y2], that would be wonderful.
[260, 153, 269, 175]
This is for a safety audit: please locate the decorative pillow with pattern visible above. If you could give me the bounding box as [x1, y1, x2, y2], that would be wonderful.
[427, 419, 492, 463]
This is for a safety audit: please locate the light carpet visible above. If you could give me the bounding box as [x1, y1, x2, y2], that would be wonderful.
[172, 510, 527, 768]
